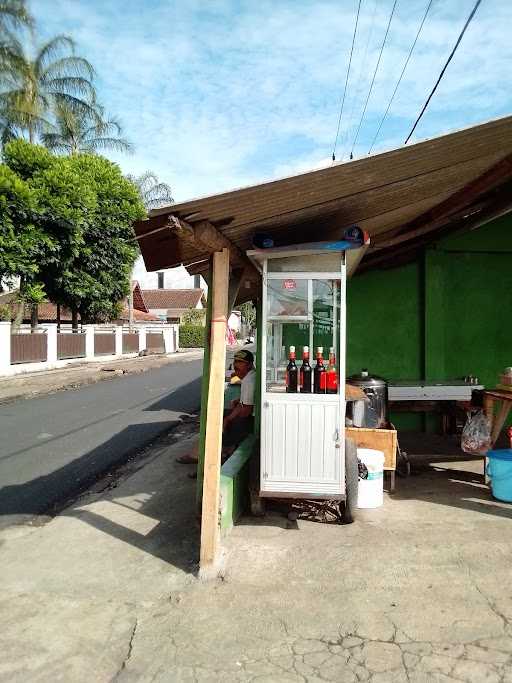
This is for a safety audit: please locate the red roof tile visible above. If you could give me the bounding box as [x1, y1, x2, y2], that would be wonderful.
[141, 289, 204, 310]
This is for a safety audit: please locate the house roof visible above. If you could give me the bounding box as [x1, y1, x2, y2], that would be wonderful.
[134, 115, 512, 293]
[142, 288, 204, 310]
[131, 280, 149, 313]
[119, 307, 160, 322]
[0, 290, 160, 323]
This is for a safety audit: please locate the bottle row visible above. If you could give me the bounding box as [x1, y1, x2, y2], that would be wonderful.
[286, 345, 338, 394]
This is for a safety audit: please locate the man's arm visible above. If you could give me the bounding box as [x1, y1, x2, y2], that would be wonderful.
[223, 401, 253, 430]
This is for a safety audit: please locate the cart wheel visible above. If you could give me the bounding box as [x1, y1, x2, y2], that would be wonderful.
[341, 437, 358, 524]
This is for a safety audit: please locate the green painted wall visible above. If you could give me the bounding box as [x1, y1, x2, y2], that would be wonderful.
[347, 261, 424, 429]
[346, 216, 512, 431]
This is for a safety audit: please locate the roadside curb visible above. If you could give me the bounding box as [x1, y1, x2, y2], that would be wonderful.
[0, 349, 204, 405]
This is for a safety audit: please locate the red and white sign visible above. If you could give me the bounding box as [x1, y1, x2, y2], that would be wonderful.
[282, 279, 297, 290]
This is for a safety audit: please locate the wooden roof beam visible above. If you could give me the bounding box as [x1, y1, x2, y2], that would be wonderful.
[167, 215, 260, 282]
[373, 154, 512, 250]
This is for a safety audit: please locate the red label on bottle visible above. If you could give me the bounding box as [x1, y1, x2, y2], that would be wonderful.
[327, 371, 338, 391]
[282, 279, 296, 290]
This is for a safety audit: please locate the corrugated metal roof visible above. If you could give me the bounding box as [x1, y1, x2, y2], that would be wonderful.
[135, 115, 512, 279]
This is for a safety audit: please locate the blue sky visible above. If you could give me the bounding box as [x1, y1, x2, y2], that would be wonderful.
[32, 0, 511, 203]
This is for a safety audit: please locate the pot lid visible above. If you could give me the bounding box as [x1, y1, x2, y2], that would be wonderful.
[347, 368, 387, 387]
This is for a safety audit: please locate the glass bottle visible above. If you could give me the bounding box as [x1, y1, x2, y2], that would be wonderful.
[286, 346, 298, 393]
[300, 346, 312, 393]
[326, 347, 338, 394]
[313, 347, 326, 394]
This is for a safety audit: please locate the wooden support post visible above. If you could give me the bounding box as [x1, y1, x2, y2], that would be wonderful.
[199, 248, 230, 578]
[196, 256, 213, 508]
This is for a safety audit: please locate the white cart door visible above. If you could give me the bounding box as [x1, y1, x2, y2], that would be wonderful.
[261, 395, 345, 497]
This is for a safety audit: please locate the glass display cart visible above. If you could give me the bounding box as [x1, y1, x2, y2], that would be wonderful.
[247, 247, 346, 500]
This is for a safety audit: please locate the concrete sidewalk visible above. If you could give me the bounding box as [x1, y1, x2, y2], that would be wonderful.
[1, 431, 512, 682]
[0, 349, 203, 404]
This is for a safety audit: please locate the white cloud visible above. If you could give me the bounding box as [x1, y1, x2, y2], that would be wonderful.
[31, 0, 512, 201]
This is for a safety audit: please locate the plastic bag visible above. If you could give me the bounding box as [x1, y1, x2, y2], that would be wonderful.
[461, 410, 492, 455]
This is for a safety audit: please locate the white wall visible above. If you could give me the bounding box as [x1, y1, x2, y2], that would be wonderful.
[132, 257, 208, 292]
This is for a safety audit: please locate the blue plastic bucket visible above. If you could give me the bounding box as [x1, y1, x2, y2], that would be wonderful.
[487, 449, 512, 503]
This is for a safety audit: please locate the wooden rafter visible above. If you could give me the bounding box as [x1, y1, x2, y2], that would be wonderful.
[359, 186, 512, 273]
[372, 154, 512, 251]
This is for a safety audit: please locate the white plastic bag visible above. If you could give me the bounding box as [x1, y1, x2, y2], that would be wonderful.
[461, 410, 492, 455]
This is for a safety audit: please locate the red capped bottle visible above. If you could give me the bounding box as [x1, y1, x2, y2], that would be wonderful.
[300, 346, 312, 393]
[326, 347, 338, 394]
[313, 347, 326, 394]
[286, 346, 298, 393]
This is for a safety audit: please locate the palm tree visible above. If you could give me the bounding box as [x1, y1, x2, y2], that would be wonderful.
[42, 102, 132, 155]
[128, 171, 173, 210]
[0, 34, 96, 143]
[0, 0, 33, 37]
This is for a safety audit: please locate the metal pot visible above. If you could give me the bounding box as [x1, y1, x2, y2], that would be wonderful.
[346, 369, 389, 428]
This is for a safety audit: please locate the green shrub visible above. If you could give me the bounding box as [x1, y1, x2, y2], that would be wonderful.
[0, 304, 12, 321]
[179, 324, 205, 348]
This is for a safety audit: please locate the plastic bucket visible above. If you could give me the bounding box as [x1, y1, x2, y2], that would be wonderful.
[487, 449, 512, 503]
[357, 448, 385, 508]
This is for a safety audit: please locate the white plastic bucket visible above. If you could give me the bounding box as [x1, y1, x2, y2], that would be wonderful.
[357, 448, 385, 508]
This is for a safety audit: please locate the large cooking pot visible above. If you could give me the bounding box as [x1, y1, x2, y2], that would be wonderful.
[347, 369, 389, 428]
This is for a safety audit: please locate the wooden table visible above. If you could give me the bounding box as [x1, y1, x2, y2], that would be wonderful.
[483, 389, 512, 447]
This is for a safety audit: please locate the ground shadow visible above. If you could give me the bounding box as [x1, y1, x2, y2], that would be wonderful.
[143, 377, 202, 412]
[389, 431, 512, 521]
[0, 419, 200, 572]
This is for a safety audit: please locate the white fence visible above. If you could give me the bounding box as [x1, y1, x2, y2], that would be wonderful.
[0, 322, 179, 377]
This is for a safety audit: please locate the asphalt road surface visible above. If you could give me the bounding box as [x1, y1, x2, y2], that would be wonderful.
[0, 358, 203, 527]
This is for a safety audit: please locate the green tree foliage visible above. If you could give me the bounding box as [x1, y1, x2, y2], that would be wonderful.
[0, 0, 32, 36]
[0, 34, 96, 143]
[1, 140, 145, 325]
[0, 161, 42, 287]
[237, 301, 256, 328]
[49, 153, 145, 322]
[42, 102, 132, 155]
[1, 139, 94, 323]
[127, 170, 173, 211]
[181, 308, 205, 326]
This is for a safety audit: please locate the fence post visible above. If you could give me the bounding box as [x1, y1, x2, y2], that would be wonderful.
[138, 326, 147, 353]
[163, 325, 173, 353]
[84, 325, 95, 359]
[174, 324, 179, 351]
[43, 324, 57, 363]
[115, 326, 123, 356]
[0, 321, 11, 372]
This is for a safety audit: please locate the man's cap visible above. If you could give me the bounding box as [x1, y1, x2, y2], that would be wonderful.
[234, 349, 254, 364]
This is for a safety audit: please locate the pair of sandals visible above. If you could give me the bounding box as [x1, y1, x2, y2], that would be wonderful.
[175, 453, 199, 478]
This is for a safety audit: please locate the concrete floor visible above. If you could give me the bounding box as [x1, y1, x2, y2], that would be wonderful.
[1, 432, 511, 682]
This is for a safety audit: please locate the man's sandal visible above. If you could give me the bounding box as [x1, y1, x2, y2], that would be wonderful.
[176, 454, 199, 464]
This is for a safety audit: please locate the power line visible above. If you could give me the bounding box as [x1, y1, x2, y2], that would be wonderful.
[367, 0, 434, 155]
[331, 0, 362, 162]
[341, 0, 378, 161]
[404, 0, 483, 144]
[349, 0, 398, 159]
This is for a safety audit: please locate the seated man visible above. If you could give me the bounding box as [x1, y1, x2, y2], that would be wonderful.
[176, 349, 255, 476]
[222, 349, 255, 457]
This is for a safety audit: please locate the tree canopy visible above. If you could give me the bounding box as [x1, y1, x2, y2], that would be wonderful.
[1, 139, 145, 322]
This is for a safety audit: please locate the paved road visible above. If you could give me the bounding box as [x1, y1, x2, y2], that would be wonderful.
[0, 358, 203, 527]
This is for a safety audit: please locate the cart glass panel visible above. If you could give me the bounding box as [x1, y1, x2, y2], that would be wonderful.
[265, 278, 341, 393]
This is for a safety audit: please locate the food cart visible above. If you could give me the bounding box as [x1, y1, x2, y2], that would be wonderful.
[247, 239, 366, 513]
